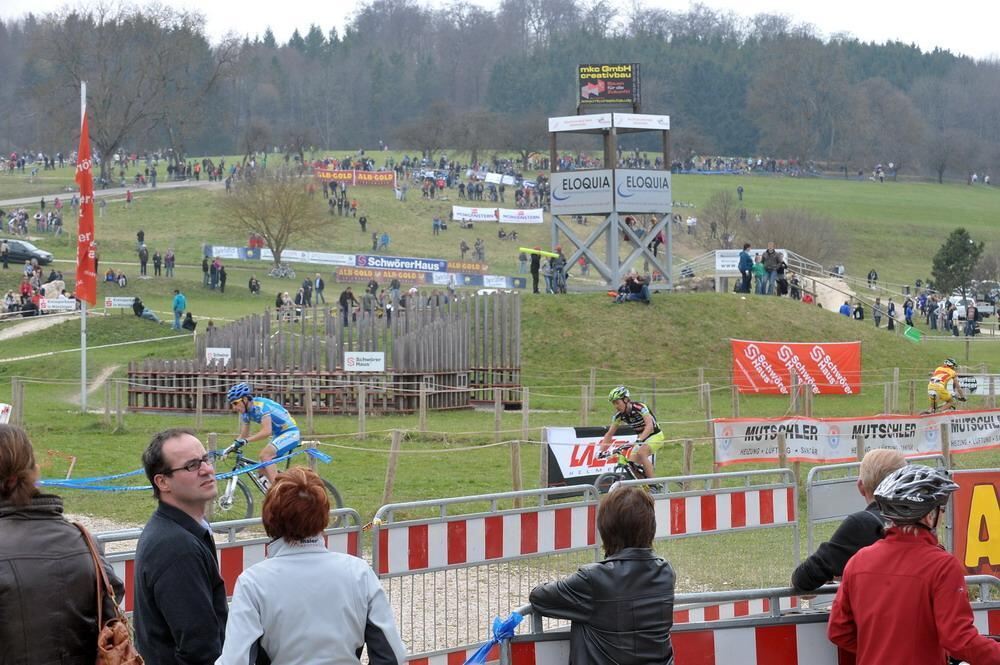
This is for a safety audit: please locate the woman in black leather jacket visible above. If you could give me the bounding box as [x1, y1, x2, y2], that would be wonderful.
[0, 424, 124, 665]
[530, 486, 675, 664]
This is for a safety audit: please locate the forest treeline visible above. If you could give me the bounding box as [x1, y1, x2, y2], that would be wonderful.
[1, 0, 998, 181]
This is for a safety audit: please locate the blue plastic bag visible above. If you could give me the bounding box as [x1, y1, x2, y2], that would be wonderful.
[462, 613, 524, 665]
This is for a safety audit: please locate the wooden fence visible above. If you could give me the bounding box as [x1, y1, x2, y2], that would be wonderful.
[128, 293, 521, 415]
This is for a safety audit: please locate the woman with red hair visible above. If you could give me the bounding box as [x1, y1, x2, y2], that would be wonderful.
[217, 467, 406, 664]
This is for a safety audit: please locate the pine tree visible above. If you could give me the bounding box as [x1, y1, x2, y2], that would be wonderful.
[931, 228, 983, 297]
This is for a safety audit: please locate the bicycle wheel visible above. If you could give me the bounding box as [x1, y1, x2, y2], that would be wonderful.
[322, 479, 345, 527]
[210, 479, 254, 532]
[594, 472, 621, 494]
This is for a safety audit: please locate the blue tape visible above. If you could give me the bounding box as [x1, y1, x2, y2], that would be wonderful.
[306, 448, 333, 463]
[462, 613, 523, 665]
[38, 467, 146, 486]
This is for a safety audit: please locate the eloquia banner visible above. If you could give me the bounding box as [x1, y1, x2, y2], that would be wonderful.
[731, 339, 861, 395]
[714, 409, 1000, 466]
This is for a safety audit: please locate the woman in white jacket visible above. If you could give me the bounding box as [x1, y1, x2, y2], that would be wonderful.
[217, 468, 406, 665]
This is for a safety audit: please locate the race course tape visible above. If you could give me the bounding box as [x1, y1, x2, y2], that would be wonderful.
[38, 447, 329, 492]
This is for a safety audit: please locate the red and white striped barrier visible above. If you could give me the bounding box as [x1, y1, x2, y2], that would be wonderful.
[407, 645, 500, 665]
[673, 596, 798, 623]
[111, 529, 361, 611]
[375, 505, 597, 576]
[654, 487, 796, 538]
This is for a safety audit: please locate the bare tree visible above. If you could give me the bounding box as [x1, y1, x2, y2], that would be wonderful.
[218, 172, 326, 267]
[700, 190, 739, 249]
[394, 101, 455, 158]
[241, 123, 271, 167]
[739, 209, 844, 268]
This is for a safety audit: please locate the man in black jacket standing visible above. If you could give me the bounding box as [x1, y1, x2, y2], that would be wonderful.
[135, 428, 227, 664]
[529, 248, 541, 294]
[791, 448, 904, 591]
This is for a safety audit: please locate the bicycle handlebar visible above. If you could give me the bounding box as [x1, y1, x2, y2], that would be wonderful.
[597, 444, 633, 460]
[220, 439, 247, 457]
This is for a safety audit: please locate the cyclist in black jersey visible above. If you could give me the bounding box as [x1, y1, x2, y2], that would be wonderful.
[598, 386, 664, 480]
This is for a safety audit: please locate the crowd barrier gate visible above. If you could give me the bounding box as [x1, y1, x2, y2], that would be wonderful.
[804, 455, 946, 553]
[96, 508, 363, 612]
[499, 577, 1000, 665]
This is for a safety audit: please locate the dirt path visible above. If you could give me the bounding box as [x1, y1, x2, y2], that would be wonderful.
[69, 363, 120, 408]
[0, 312, 78, 342]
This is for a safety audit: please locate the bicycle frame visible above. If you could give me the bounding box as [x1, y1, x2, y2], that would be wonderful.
[218, 450, 268, 508]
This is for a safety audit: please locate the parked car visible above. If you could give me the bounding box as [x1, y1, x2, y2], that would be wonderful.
[1, 238, 53, 265]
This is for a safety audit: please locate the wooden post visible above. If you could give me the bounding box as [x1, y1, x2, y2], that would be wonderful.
[731, 385, 740, 417]
[494, 391, 503, 443]
[588, 367, 597, 406]
[991, 375, 997, 409]
[855, 434, 865, 462]
[579, 385, 588, 426]
[195, 375, 204, 429]
[965, 338, 971, 363]
[891, 367, 900, 413]
[882, 383, 891, 414]
[358, 384, 367, 440]
[651, 377, 657, 415]
[10, 377, 20, 427]
[419, 384, 428, 433]
[777, 431, 788, 469]
[206, 432, 218, 520]
[682, 439, 693, 476]
[305, 379, 315, 434]
[698, 367, 705, 408]
[305, 440, 318, 470]
[790, 374, 798, 414]
[703, 383, 713, 435]
[510, 439, 523, 499]
[382, 430, 402, 505]
[804, 387, 813, 417]
[116, 381, 125, 431]
[940, 423, 952, 468]
[103, 381, 111, 428]
[908, 380, 916, 415]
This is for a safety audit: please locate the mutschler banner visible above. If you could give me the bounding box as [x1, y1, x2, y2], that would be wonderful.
[714, 409, 1000, 466]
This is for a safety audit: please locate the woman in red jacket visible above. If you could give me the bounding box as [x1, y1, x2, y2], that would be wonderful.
[828, 465, 1000, 664]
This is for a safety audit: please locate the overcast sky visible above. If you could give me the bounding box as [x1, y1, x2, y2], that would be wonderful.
[2, 0, 997, 61]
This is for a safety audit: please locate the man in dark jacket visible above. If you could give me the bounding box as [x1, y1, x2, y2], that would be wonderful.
[135, 428, 227, 664]
[737, 243, 753, 294]
[530, 485, 674, 664]
[529, 249, 541, 294]
[761, 241, 781, 295]
[791, 448, 904, 591]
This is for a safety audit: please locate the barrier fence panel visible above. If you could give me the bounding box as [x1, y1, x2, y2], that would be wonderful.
[500, 577, 1000, 665]
[371, 486, 600, 659]
[99, 508, 363, 612]
[805, 455, 945, 553]
[618, 470, 800, 592]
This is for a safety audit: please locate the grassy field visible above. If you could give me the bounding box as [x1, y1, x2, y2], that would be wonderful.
[2, 152, 999, 593]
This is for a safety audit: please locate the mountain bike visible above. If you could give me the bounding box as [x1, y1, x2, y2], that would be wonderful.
[210, 439, 343, 532]
[267, 263, 296, 279]
[594, 444, 648, 493]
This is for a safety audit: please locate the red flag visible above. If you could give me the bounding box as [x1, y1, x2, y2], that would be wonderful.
[75, 112, 96, 305]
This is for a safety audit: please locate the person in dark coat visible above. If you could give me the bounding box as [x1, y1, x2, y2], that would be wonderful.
[529, 248, 542, 294]
[529, 486, 675, 664]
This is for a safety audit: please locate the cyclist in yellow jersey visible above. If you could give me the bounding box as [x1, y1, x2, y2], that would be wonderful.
[598, 386, 664, 479]
[926, 358, 965, 413]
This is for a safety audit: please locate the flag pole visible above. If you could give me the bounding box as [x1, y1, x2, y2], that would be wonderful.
[80, 81, 87, 413]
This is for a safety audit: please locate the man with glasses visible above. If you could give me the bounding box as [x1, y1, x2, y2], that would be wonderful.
[134, 428, 228, 664]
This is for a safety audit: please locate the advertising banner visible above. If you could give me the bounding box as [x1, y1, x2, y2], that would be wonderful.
[335, 267, 426, 285]
[951, 470, 1000, 575]
[550, 169, 614, 215]
[548, 114, 612, 132]
[205, 347, 232, 366]
[498, 208, 544, 224]
[578, 63, 641, 106]
[612, 112, 670, 130]
[103, 297, 135, 309]
[715, 248, 788, 273]
[957, 374, 1000, 396]
[544, 426, 639, 486]
[484, 172, 517, 186]
[452, 206, 499, 223]
[344, 351, 385, 372]
[713, 409, 1000, 466]
[356, 254, 448, 273]
[314, 169, 395, 186]
[45, 299, 77, 312]
[731, 339, 861, 395]
[614, 169, 672, 213]
[448, 260, 489, 274]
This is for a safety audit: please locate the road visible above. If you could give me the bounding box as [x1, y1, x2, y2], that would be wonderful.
[0, 178, 222, 209]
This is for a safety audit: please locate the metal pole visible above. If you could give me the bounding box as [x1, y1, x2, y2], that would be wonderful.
[79, 82, 88, 412]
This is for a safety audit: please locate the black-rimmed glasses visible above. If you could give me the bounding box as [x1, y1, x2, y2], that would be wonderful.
[161, 454, 214, 475]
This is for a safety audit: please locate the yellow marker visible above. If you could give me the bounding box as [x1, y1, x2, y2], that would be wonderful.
[519, 247, 559, 258]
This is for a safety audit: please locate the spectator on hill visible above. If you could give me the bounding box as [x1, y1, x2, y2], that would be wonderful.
[792, 449, 904, 591]
[789, 273, 801, 300]
[138, 244, 149, 276]
[839, 301, 852, 317]
[903, 298, 914, 327]
[762, 242, 781, 295]
[152, 250, 162, 277]
[171, 289, 186, 330]
[887, 298, 896, 331]
[867, 268, 878, 289]
[116, 270, 128, 288]
[182, 312, 197, 332]
[853, 302, 865, 320]
[965, 303, 978, 337]
[873, 298, 883, 328]
[460, 239, 469, 259]
[314, 273, 325, 304]
[738, 243, 753, 294]
[752, 254, 766, 294]
[248, 276, 261, 296]
[132, 297, 161, 323]
[338, 286, 359, 326]
[379, 231, 390, 250]
[201, 257, 209, 287]
[164, 248, 175, 277]
[775, 253, 789, 296]
[219, 265, 227, 294]
[530, 486, 675, 664]
[530, 249, 541, 294]
[0, 425, 125, 663]
[614, 271, 651, 305]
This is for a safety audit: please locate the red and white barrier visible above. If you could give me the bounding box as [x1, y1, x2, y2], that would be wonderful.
[407, 645, 500, 665]
[654, 488, 795, 538]
[375, 505, 597, 576]
[673, 596, 798, 623]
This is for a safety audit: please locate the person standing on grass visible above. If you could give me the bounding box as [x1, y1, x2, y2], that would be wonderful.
[164, 248, 175, 277]
[873, 298, 883, 328]
[152, 249, 162, 277]
[314, 273, 326, 304]
[172, 289, 186, 330]
[219, 265, 227, 294]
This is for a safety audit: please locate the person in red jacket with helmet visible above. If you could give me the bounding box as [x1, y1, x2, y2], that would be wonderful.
[828, 465, 1000, 664]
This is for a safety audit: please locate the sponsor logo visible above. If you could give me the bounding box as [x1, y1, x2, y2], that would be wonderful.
[616, 174, 670, 198]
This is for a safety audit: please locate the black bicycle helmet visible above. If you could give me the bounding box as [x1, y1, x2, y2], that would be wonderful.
[874, 464, 959, 524]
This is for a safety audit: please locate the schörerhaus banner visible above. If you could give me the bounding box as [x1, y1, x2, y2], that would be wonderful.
[731, 339, 861, 395]
[714, 409, 1000, 466]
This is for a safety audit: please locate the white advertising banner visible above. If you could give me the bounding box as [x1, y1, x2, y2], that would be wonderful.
[209, 246, 241, 259]
[0, 403, 11, 424]
[545, 426, 639, 485]
[612, 112, 670, 130]
[715, 248, 789, 273]
[498, 208, 544, 224]
[452, 206, 500, 222]
[484, 172, 517, 186]
[260, 248, 355, 266]
[957, 374, 1000, 396]
[548, 114, 612, 132]
[205, 347, 232, 366]
[550, 169, 614, 215]
[45, 299, 77, 312]
[103, 297, 135, 309]
[614, 169, 672, 213]
[714, 409, 1000, 466]
[344, 351, 385, 372]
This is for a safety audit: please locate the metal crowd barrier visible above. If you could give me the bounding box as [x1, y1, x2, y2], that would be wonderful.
[499, 576, 1000, 665]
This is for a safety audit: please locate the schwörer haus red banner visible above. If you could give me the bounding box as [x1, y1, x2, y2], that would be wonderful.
[731, 339, 861, 395]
